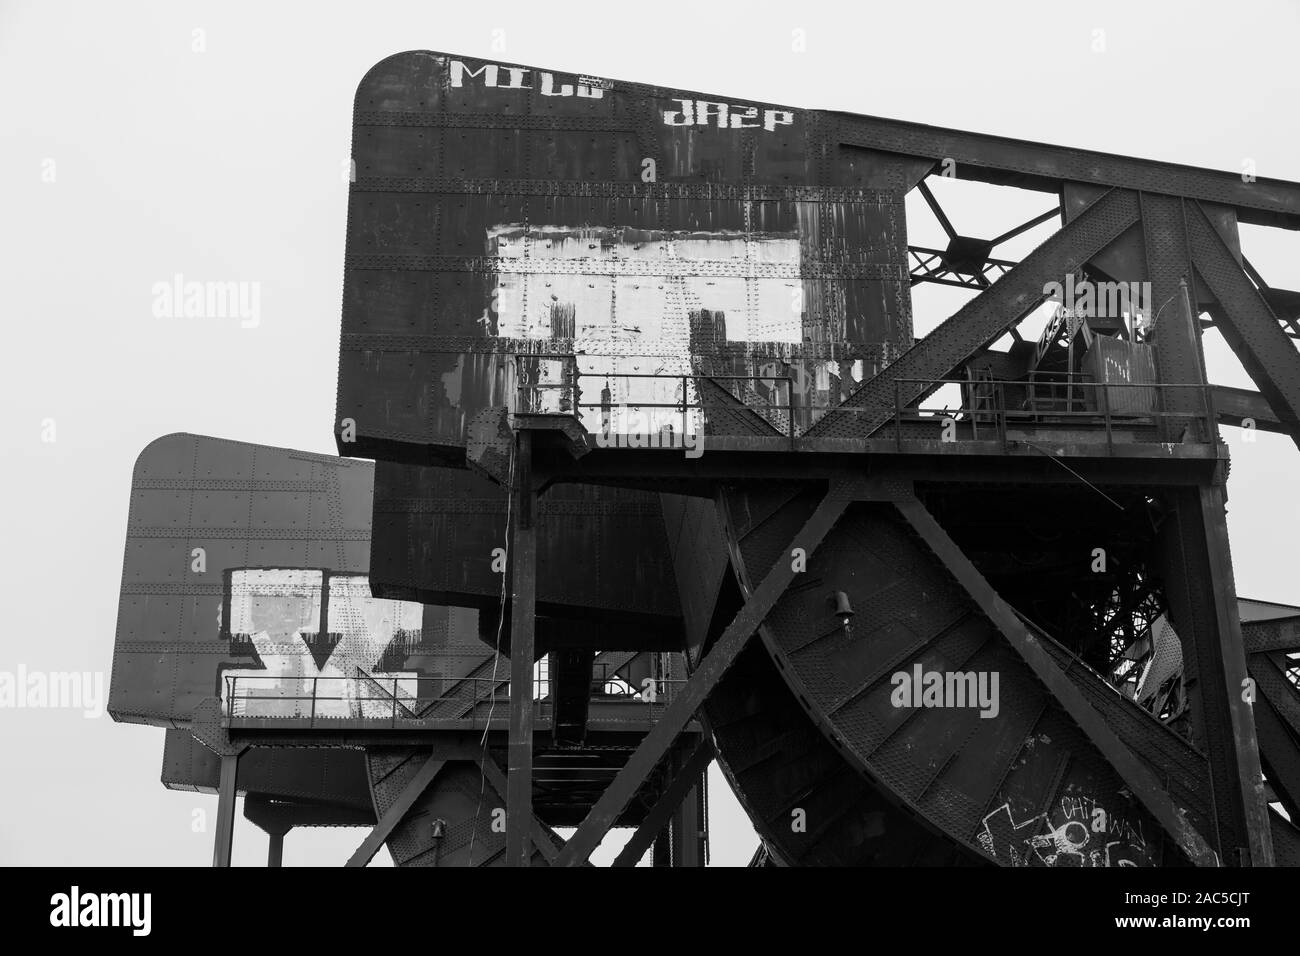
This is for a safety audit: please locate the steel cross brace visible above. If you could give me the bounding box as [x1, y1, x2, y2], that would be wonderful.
[804, 187, 1141, 441]
[553, 479, 859, 866]
[1188, 202, 1300, 451]
[611, 736, 715, 867]
[893, 494, 1221, 867]
[345, 749, 560, 868]
[1243, 619, 1300, 655]
[345, 754, 447, 868]
[1251, 680, 1300, 822]
[478, 753, 559, 865]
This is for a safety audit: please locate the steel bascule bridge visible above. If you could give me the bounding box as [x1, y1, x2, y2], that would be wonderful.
[112, 51, 1300, 867]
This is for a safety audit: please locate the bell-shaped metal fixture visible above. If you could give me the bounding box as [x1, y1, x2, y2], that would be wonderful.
[830, 590, 855, 628]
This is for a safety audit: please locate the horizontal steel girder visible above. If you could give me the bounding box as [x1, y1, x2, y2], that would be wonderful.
[836, 115, 1300, 229]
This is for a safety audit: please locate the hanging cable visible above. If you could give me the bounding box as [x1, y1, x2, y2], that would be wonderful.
[1020, 441, 1125, 511]
[468, 436, 517, 865]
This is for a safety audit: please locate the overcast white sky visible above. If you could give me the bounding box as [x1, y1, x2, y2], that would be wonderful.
[2, 0, 1299, 866]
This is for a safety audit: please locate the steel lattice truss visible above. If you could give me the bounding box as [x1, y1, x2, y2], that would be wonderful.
[110, 50, 1300, 870]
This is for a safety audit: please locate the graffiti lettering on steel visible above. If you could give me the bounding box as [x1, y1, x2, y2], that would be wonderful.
[338, 52, 911, 452]
[449, 59, 607, 98]
[979, 793, 1151, 867]
[662, 99, 795, 132]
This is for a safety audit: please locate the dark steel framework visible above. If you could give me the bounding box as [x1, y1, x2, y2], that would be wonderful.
[110, 49, 1300, 867]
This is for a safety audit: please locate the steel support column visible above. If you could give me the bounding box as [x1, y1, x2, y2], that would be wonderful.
[507, 430, 537, 867]
[1201, 485, 1273, 866]
[268, 831, 285, 868]
[671, 766, 706, 868]
[1140, 194, 1207, 441]
[1157, 484, 1273, 865]
[212, 752, 239, 868]
[555, 482, 853, 866]
[478, 755, 558, 864]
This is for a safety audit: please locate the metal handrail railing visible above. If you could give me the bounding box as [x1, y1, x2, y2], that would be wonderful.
[516, 363, 799, 448]
[516, 358, 1218, 451]
[222, 672, 688, 728]
[887, 377, 1216, 450]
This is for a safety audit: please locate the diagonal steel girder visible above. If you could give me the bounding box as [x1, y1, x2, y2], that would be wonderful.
[553, 481, 855, 867]
[805, 188, 1141, 441]
[894, 495, 1220, 867]
[478, 754, 560, 865]
[1187, 202, 1300, 452]
[1244, 618, 1300, 820]
[1248, 649, 1300, 820]
[346, 755, 446, 868]
[611, 736, 715, 867]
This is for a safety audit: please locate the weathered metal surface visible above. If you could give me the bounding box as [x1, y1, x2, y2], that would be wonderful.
[111, 434, 487, 726]
[1190, 202, 1300, 450]
[347, 755, 446, 867]
[336, 50, 1300, 465]
[336, 51, 916, 462]
[1154, 485, 1272, 865]
[895, 494, 1217, 865]
[555, 484, 853, 866]
[363, 752, 561, 867]
[114, 433, 703, 865]
[708, 635, 981, 866]
[1212, 385, 1285, 433]
[804, 189, 1142, 440]
[834, 115, 1300, 229]
[1242, 608, 1300, 832]
[1140, 196, 1208, 441]
[114, 50, 1300, 869]
[611, 736, 713, 867]
[161, 728, 374, 816]
[368, 457, 682, 635]
[1083, 336, 1157, 415]
[507, 432, 537, 865]
[708, 484, 1216, 866]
